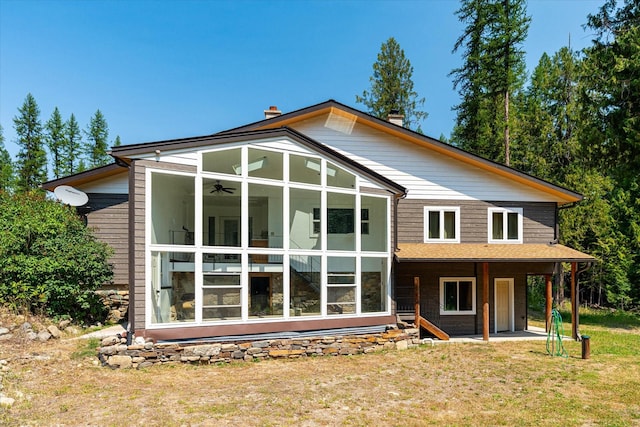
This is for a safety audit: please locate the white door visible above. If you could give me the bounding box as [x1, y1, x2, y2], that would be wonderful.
[494, 278, 514, 332]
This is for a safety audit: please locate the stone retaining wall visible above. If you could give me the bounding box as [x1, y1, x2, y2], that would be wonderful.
[97, 327, 420, 369]
[96, 290, 129, 323]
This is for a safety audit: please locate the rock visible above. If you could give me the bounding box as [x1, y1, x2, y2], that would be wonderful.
[47, 325, 61, 339]
[58, 319, 72, 330]
[21, 322, 32, 331]
[0, 334, 13, 342]
[37, 331, 52, 342]
[107, 355, 132, 369]
[137, 361, 154, 369]
[395, 340, 409, 350]
[0, 395, 15, 407]
[26, 331, 37, 341]
[101, 336, 118, 347]
[134, 336, 146, 345]
[65, 326, 80, 335]
[0, 327, 9, 336]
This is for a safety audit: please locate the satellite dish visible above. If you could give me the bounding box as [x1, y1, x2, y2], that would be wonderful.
[54, 185, 89, 207]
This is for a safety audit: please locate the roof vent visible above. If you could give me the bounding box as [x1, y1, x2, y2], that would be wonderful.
[264, 105, 282, 119]
[387, 110, 404, 127]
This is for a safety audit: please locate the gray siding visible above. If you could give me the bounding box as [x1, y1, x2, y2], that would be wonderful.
[397, 199, 556, 244]
[394, 261, 555, 335]
[86, 193, 128, 288]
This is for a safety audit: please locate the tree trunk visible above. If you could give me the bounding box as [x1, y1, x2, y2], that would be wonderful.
[504, 89, 510, 166]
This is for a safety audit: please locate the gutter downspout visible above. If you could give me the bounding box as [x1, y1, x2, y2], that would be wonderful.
[394, 191, 407, 252]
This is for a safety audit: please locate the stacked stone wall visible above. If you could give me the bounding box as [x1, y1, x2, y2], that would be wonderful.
[96, 290, 129, 323]
[98, 327, 420, 369]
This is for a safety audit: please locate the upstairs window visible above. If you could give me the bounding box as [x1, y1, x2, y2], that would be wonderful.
[488, 207, 522, 243]
[424, 207, 460, 243]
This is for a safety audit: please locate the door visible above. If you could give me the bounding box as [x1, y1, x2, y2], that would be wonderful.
[223, 218, 239, 246]
[250, 275, 271, 315]
[494, 278, 514, 332]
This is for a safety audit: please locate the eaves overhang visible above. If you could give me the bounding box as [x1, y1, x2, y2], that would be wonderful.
[395, 243, 595, 263]
[41, 163, 128, 191]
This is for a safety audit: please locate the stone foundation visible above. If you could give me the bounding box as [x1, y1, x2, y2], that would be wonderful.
[97, 327, 420, 369]
[96, 290, 129, 323]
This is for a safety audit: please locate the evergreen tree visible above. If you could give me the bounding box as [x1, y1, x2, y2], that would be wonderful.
[113, 135, 122, 147]
[450, 0, 530, 165]
[579, 0, 640, 307]
[356, 37, 428, 131]
[513, 47, 581, 181]
[84, 109, 110, 167]
[13, 93, 47, 191]
[63, 113, 83, 175]
[45, 107, 65, 179]
[0, 125, 15, 193]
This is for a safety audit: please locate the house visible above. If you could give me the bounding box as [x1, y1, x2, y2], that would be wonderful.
[43, 100, 593, 343]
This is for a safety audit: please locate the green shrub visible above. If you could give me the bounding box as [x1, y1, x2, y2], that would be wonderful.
[0, 191, 112, 322]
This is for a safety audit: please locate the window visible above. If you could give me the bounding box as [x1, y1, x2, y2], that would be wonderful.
[488, 207, 522, 243]
[424, 207, 460, 243]
[439, 278, 476, 315]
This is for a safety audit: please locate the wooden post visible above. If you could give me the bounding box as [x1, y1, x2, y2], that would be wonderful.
[571, 262, 578, 340]
[545, 274, 553, 332]
[483, 262, 489, 341]
[414, 276, 420, 328]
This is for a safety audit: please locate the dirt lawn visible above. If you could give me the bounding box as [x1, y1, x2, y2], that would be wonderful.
[1, 324, 639, 426]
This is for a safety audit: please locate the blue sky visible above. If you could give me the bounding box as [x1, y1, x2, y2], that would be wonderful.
[1, 0, 602, 162]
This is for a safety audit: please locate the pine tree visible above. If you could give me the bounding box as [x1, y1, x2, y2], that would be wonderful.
[450, 0, 530, 165]
[0, 125, 15, 193]
[84, 109, 110, 168]
[45, 107, 65, 179]
[63, 113, 83, 175]
[514, 47, 581, 181]
[579, 0, 640, 307]
[113, 135, 122, 147]
[13, 93, 47, 191]
[356, 37, 428, 131]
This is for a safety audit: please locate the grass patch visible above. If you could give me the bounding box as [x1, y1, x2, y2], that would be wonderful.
[70, 337, 100, 359]
[1, 307, 639, 426]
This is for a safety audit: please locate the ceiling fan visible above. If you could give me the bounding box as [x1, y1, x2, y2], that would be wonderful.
[210, 180, 236, 194]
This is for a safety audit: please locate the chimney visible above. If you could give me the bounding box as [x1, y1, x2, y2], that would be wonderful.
[264, 105, 282, 120]
[387, 110, 404, 127]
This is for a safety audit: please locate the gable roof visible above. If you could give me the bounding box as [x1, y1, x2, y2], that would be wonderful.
[222, 99, 583, 205]
[110, 126, 406, 195]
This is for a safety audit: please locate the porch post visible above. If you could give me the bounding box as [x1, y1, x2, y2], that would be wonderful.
[414, 276, 420, 328]
[571, 262, 578, 340]
[483, 262, 489, 341]
[545, 274, 553, 332]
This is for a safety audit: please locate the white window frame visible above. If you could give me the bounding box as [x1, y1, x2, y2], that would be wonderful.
[439, 277, 476, 315]
[487, 207, 523, 244]
[424, 207, 460, 243]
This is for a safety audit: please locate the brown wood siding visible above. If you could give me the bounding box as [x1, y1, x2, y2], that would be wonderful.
[85, 193, 128, 287]
[397, 199, 556, 244]
[394, 261, 556, 335]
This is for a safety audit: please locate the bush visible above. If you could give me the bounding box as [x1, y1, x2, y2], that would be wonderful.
[0, 191, 112, 322]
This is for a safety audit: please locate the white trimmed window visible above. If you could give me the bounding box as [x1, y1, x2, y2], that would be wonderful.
[439, 278, 476, 315]
[488, 207, 523, 243]
[424, 207, 460, 243]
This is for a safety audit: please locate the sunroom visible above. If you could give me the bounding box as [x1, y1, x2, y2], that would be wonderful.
[143, 137, 401, 338]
